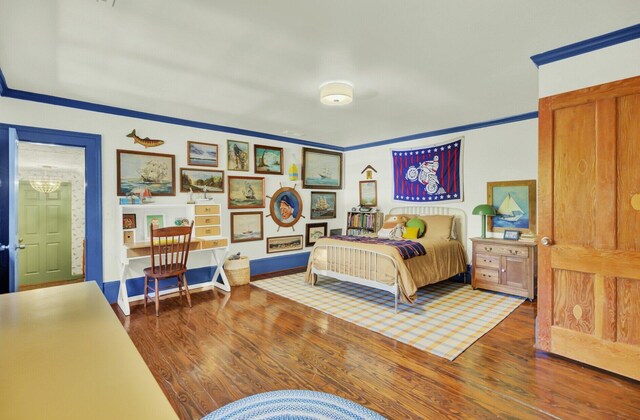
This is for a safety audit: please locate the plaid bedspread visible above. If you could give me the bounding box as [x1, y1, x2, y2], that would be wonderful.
[330, 235, 427, 260]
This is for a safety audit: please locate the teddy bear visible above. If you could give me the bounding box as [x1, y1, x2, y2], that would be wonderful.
[377, 215, 407, 240]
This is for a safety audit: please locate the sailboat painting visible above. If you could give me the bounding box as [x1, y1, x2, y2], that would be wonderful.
[310, 192, 336, 219]
[228, 176, 265, 208]
[302, 147, 343, 189]
[487, 180, 537, 234]
[117, 150, 176, 196]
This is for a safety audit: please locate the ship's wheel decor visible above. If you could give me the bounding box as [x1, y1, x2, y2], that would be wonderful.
[267, 184, 304, 231]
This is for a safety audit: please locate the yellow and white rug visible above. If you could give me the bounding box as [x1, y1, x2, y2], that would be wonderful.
[252, 273, 524, 360]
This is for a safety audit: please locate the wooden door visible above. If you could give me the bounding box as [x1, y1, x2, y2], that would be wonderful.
[18, 181, 72, 286]
[538, 76, 640, 380]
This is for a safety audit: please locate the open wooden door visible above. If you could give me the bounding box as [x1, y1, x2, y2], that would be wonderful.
[537, 76, 640, 380]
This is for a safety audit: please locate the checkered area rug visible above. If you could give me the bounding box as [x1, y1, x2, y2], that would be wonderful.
[252, 273, 524, 360]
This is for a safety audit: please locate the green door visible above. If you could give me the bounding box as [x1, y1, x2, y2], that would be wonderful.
[18, 181, 73, 286]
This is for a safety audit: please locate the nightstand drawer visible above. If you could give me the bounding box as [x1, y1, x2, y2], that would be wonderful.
[476, 253, 499, 269]
[195, 204, 220, 215]
[477, 243, 529, 258]
[195, 226, 221, 237]
[195, 215, 221, 226]
[475, 267, 500, 284]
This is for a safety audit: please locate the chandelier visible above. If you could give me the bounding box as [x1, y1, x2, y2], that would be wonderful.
[29, 166, 61, 193]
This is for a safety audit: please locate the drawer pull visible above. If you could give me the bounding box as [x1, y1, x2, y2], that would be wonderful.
[509, 249, 519, 255]
[484, 246, 492, 252]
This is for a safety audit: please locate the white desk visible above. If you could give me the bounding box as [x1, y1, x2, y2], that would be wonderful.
[117, 237, 230, 316]
[0, 282, 177, 420]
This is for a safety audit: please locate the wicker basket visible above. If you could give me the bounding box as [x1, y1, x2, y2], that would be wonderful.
[225, 256, 250, 286]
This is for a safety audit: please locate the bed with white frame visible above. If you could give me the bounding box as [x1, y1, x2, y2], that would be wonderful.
[306, 206, 467, 311]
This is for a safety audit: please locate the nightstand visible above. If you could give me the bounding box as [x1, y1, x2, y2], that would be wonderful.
[471, 237, 537, 300]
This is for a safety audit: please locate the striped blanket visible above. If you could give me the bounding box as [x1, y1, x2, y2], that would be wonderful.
[330, 235, 426, 260]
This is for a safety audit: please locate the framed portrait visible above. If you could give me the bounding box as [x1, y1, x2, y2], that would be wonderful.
[310, 191, 336, 219]
[228, 176, 265, 208]
[503, 230, 521, 241]
[305, 222, 328, 247]
[266, 235, 303, 254]
[187, 141, 218, 167]
[122, 213, 136, 230]
[269, 186, 303, 227]
[487, 179, 537, 235]
[227, 140, 250, 171]
[301, 147, 342, 189]
[329, 228, 343, 236]
[254, 145, 284, 175]
[180, 168, 224, 193]
[116, 149, 176, 196]
[145, 214, 165, 239]
[359, 180, 377, 207]
[230, 211, 264, 243]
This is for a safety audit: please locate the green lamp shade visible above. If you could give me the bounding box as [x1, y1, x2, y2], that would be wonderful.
[472, 204, 497, 216]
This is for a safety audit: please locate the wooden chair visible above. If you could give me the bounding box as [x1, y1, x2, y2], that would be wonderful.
[143, 222, 194, 316]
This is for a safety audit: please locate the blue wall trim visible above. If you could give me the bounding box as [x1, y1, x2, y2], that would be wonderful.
[345, 111, 538, 151]
[0, 67, 7, 96]
[531, 23, 640, 67]
[251, 252, 310, 276]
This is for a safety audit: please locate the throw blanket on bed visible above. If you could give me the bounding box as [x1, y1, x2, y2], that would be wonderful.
[330, 235, 426, 260]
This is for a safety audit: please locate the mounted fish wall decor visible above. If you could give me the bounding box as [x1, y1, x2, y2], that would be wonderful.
[127, 129, 165, 148]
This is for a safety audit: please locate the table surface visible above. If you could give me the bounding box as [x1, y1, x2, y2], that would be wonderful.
[0, 282, 177, 419]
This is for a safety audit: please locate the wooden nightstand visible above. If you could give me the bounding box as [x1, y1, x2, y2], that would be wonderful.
[471, 237, 537, 300]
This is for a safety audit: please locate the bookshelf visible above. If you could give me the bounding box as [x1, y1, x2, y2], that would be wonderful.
[346, 210, 384, 236]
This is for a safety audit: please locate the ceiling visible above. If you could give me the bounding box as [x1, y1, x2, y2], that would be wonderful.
[1, 1, 639, 148]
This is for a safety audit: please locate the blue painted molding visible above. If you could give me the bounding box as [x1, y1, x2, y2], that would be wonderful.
[0, 67, 8, 96]
[345, 111, 538, 151]
[531, 23, 640, 67]
[251, 252, 310, 276]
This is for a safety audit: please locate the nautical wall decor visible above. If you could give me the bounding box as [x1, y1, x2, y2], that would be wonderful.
[486, 179, 537, 235]
[116, 149, 176, 196]
[267, 185, 304, 230]
[392, 137, 463, 203]
[127, 129, 165, 148]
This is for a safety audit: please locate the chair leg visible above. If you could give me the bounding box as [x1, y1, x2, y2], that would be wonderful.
[143, 275, 148, 311]
[177, 275, 183, 304]
[154, 277, 160, 317]
[183, 273, 192, 308]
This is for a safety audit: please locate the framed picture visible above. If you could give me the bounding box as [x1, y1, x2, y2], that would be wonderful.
[503, 230, 521, 241]
[269, 186, 303, 227]
[116, 149, 176, 196]
[305, 222, 328, 247]
[122, 213, 136, 230]
[302, 147, 343, 189]
[187, 141, 218, 167]
[329, 228, 343, 236]
[487, 179, 537, 235]
[228, 176, 265, 208]
[359, 180, 377, 207]
[227, 140, 250, 171]
[180, 168, 224, 193]
[230, 211, 263, 243]
[266, 235, 303, 254]
[310, 191, 336, 219]
[254, 145, 284, 175]
[145, 214, 165, 239]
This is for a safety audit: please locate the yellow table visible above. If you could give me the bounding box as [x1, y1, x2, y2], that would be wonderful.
[0, 282, 177, 419]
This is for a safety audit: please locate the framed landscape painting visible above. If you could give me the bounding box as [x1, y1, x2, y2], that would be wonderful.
[187, 141, 218, 167]
[310, 191, 336, 219]
[266, 235, 303, 253]
[254, 145, 284, 175]
[227, 140, 250, 171]
[230, 211, 263, 243]
[180, 168, 224, 193]
[228, 176, 265, 208]
[359, 180, 377, 207]
[116, 149, 175, 196]
[302, 147, 342, 189]
[487, 179, 537, 235]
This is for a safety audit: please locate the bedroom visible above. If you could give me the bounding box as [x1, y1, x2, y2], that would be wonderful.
[1, 1, 639, 418]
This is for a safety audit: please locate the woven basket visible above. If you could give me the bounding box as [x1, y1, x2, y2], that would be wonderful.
[225, 256, 250, 286]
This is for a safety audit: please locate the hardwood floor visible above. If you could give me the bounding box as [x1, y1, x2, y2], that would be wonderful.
[114, 273, 640, 419]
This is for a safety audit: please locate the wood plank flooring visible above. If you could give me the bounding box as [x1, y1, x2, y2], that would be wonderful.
[114, 273, 640, 419]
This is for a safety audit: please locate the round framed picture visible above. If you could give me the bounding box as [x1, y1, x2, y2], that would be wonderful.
[269, 187, 303, 227]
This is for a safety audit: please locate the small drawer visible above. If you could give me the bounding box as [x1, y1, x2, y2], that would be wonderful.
[475, 253, 499, 269]
[201, 238, 228, 249]
[195, 204, 221, 215]
[195, 215, 220, 226]
[195, 226, 221, 237]
[475, 267, 500, 284]
[478, 244, 529, 258]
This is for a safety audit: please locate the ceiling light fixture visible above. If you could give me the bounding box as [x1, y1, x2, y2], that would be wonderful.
[319, 81, 353, 106]
[29, 165, 61, 194]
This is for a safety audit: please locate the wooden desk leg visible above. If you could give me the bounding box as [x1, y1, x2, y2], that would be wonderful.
[211, 248, 231, 293]
[117, 263, 131, 316]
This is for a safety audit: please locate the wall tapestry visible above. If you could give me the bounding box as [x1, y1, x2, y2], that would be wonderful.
[392, 137, 463, 203]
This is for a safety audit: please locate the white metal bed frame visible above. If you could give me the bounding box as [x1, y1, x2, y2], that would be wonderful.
[310, 206, 467, 311]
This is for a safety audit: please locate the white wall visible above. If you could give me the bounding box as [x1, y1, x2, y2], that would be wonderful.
[343, 118, 539, 261]
[0, 97, 342, 281]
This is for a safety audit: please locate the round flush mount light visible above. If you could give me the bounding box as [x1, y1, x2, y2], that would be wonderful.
[319, 81, 353, 105]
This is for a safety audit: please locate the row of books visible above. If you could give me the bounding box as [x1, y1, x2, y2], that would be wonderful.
[346, 211, 383, 230]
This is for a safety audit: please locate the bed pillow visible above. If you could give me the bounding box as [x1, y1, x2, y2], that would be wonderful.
[378, 223, 405, 240]
[406, 218, 426, 238]
[420, 215, 454, 240]
[402, 226, 420, 239]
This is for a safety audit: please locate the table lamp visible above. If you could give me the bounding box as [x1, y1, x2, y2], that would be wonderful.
[472, 204, 497, 239]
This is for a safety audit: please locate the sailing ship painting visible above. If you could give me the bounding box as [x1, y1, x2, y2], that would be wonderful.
[491, 185, 530, 229]
[228, 176, 265, 208]
[117, 150, 175, 196]
[310, 192, 336, 219]
[302, 148, 342, 189]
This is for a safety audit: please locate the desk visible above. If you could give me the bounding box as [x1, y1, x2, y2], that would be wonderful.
[0, 282, 177, 420]
[117, 237, 230, 316]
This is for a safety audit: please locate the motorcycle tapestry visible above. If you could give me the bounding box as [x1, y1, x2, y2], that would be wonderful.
[392, 137, 463, 203]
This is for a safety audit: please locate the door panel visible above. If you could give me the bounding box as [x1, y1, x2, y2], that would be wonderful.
[538, 75, 640, 380]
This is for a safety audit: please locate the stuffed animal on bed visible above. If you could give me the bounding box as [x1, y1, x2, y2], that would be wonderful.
[377, 215, 407, 240]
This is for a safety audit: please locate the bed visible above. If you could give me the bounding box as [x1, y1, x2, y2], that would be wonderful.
[305, 206, 467, 311]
